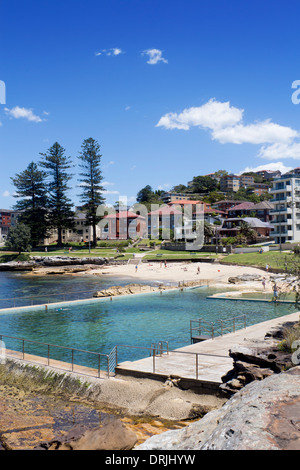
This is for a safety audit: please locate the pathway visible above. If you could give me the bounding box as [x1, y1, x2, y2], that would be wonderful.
[116, 311, 300, 388]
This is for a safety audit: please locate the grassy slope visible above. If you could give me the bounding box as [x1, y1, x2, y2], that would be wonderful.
[220, 251, 294, 271]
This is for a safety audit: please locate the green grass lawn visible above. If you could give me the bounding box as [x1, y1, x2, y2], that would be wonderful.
[32, 249, 118, 257]
[0, 248, 135, 262]
[143, 250, 219, 260]
[220, 250, 294, 271]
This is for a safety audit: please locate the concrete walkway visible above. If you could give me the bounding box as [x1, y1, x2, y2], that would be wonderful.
[116, 311, 300, 388]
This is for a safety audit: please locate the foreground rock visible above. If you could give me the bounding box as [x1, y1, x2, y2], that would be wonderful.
[136, 367, 300, 450]
[35, 419, 137, 450]
[220, 320, 297, 395]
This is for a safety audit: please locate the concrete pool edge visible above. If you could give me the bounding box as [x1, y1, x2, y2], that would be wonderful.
[207, 292, 297, 304]
[0, 282, 212, 314]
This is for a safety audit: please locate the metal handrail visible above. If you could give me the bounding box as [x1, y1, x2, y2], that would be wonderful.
[115, 343, 229, 380]
[0, 333, 111, 379]
[190, 314, 247, 340]
[150, 340, 169, 356]
[1, 335, 230, 382]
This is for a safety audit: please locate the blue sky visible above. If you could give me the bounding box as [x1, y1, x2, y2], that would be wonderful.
[1, 0, 300, 209]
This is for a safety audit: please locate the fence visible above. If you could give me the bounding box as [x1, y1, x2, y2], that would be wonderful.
[114, 343, 229, 380]
[0, 334, 114, 379]
[0, 333, 233, 382]
[190, 314, 247, 342]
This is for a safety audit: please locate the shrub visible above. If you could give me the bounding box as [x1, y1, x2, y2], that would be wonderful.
[278, 321, 300, 353]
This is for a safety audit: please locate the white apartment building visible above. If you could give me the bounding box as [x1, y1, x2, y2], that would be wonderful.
[270, 175, 300, 244]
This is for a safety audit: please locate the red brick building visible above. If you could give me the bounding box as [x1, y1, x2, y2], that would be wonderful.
[102, 210, 147, 240]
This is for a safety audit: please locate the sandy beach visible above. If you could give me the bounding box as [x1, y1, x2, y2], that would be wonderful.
[93, 261, 275, 292]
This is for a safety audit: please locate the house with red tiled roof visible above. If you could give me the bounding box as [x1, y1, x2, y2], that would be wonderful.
[102, 210, 147, 240]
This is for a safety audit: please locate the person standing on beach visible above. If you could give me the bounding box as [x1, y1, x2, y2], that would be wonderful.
[135, 265, 138, 273]
[272, 282, 278, 302]
[197, 265, 200, 275]
[266, 264, 269, 273]
[262, 277, 266, 290]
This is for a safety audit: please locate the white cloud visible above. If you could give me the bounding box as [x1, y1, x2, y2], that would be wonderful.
[102, 181, 115, 187]
[2, 190, 11, 197]
[258, 142, 300, 160]
[142, 49, 168, 65]
[95, 48, 123, 57]
[4, 106, 44, 123]
[156, 99, 243, 131]
[102, 190, 120, 195]
[156, 98, 300, 161]
[112, 48, 122, 56]
[212, 120, 298, 145]
[157, 183, 171, 190]
[238, 162, 294, 175]
[103, 160, 115, 169]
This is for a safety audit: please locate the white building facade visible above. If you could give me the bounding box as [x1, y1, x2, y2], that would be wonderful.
[270, 176, 300, 244]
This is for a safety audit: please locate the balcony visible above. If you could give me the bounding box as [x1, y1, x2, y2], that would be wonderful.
[270, 229, 293, 237]
[271, 219, 288, 225]
[270, 196, 287, 203]
[270, 206, 293, 214]
[271, 185, 291, 193]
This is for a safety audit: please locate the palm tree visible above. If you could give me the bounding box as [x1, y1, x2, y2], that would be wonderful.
[239, 221, 256, 243]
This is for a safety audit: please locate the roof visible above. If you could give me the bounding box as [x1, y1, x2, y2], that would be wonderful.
[252, 201, 274, 210]
[195, 203, 226, 215]
[213, 200, 244, 205]
[221, 217, 273, 229]
[228, 202, 255, 211]
[168, 200, 200, 205]
[148, 205, 182, 216]
[74, 211, 87, 220]
[243, 217, 273, 229]
[0, 209, 21, 213]
[104, 211, 145, 220]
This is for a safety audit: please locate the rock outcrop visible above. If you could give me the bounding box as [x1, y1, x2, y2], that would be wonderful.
[220, 321, 298, 395]
[0, 256, 110, 272]
[228, 274, 264, 284]
[35, 419, 137, 451]
[93, 283, 174, 297]
[136, 367, 300, 450]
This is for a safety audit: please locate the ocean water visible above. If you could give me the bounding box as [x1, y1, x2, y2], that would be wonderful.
[0, 271, 155, 308]
[0, 272, 297, 367]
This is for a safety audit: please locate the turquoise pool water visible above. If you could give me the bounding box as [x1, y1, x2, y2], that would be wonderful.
[0, 271, 157, 308]
[0, 283, 297, 368]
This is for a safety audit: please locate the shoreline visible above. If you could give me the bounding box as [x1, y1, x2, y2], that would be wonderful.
[85, 261, 285, 295]
[15, 260, 290, 296]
